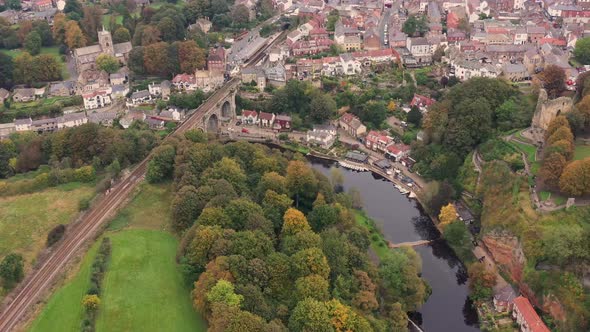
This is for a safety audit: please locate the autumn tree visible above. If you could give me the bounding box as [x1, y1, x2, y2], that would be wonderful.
[140, 25, 162, 46]
[65, 20, 86, 49]
[82, 294, 101, 311]
[52, 13, 68, 45]
[81, 6, 102, 42]
[32, 54, 62, 82]
[559, 159, 590, 196]
[538, 65, 566, 99]
[294, 274, 330, 301]
[288, 298, 333, 332]
[545, 116, 570, 139]
[281, 208, 311, 236]
[262, 190, 293, 232]
[12, 52, 34, 85]
[292, 248, 330, 279]
[467, 262, 496, 301]
[286, 160, 318, 208]
[143, 42, 170, 76]
[438, 203, 457, 228]
[387, 100, 396, 112]
[546, 126, 574, 146]
[178, 40, 206, 73]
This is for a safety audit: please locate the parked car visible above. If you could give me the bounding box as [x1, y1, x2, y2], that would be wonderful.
[241, 127, 249, 133]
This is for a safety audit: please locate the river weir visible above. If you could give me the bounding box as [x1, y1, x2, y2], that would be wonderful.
[309, 157, 480, 332]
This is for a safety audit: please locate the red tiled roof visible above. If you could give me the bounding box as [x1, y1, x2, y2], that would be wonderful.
[539, 37, 567, 46]
[387, 143, 410, 154]
[513, 296, 551, 332]
[242, 110, 258, 118]
[410, 94, 435, 107]
[259, 111, 274, 120]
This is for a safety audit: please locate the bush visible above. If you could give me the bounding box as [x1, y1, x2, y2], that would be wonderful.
[79, 197, 91, 211]
[74, 166, 96, 183]
[46, 224, 66, 247]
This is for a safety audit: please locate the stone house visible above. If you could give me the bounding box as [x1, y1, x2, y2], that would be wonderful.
[57, 112, 88, 129]
[493, 285, 516, 313]
[88, 111, 118, 126]
[12, 88, 36, 102]
[148, 81, 171, 100]
[14, 118, 33, 131]
[0, 88, 9, 103]
[145, 117, 165, 130]
[0, 123, 15, 138]
[241, 110, 259, 125]
[83, 89, 112, 110]
[49, 81, 74, 97]
[273, 114, 292, 131]
[338, 113, 367, 138]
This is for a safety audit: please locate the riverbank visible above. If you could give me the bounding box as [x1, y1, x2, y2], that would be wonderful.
[310, 159, 480, 331]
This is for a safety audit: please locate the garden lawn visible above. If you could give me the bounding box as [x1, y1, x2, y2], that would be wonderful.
[574, 144, 590, 161]
[28, 243, 101, 332]
[95, 230, 206, 332]
[0, 183, 94, 270]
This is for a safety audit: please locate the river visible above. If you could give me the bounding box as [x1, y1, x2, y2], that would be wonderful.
[310, 159, 480, 332]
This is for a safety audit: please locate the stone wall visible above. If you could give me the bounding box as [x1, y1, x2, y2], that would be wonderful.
[531, 89, 573, 131]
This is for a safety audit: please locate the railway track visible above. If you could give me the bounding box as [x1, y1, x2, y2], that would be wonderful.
[0, 22, 287, 332]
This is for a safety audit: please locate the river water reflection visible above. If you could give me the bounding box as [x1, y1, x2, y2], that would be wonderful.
[310, 159, 480, 332]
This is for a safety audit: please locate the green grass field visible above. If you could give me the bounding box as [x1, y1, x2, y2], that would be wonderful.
[29, 183, 206, 332]
[95, 230, 206, 332]
[29, 243, 101, 332]
[0, 183, 94, 271]
[574, 144, 590, 161]
[108, 183, 173, 232]
[0, 46, 68, 79]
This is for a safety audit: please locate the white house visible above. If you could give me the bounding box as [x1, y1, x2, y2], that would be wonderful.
[57, 112, 88, 129]
[83, 89, 112, 110]
[241, 110, 259, 125]
[130, 90, 153, 105]
[14, 118, 32, 132]
[451, 58, 501, 81]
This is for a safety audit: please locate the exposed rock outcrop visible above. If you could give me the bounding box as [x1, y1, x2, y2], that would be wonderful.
[482, 232, 526, 282]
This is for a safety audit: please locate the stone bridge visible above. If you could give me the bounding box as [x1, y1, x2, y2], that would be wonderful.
[192, 79, 240, 132]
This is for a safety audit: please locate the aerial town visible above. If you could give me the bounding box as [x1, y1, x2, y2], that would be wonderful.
[0, 0, 589, 331]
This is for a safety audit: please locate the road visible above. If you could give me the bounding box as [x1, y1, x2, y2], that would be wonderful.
[0, 23, 287, 332]
[378, 7, 392, 47]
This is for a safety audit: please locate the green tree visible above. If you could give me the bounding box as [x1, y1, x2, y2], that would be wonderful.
[286, 160, 318, 208]
[64, 0, 83, 18]
[402, 15, 428, 37]
[0, 253, 24, 289]
[197, 207, 232, 228]
[33, 54, 62, 82]
[207, 279, 244, 308]
[467, 262, 495, 301]
[310, 92, 337, 123]
[5, 0, 21, 9]
[288, 298, 333, 332]
[146, 144, 176, 183]
[308, 204, 338, 232]
[172, 185, 201, 232]
[262, 190, 293, 232]
[24, 31, 41, 55]
[295, 274, 330, 301]
[574, 37, 590, 65]
[0, 139, 16, 178]
[292, 247, 330, 279]
[96, 54, 120, 73]
[113, 27, 131, 43]
[0, 53, 14, 89]
[201, 157, 247, 194]
[407, 106, 423, 127]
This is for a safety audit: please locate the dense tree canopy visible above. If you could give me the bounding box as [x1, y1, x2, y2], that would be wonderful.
[167, 140, 425, 330]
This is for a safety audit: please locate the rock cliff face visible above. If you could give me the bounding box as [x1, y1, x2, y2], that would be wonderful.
[483, 233, 568, 323]
[482, 233, 526, 282]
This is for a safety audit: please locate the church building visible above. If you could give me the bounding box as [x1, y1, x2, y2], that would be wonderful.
[73, 29, 132, 73]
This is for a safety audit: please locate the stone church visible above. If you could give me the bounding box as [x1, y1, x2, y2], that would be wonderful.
[73, 29, 132, 73]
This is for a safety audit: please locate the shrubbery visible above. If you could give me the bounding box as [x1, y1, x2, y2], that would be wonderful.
[81, 237, 111, 332]
[46, 224, 66, 247]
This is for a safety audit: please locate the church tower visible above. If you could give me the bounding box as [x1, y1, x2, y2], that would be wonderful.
[98, 27, 115, 57]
